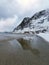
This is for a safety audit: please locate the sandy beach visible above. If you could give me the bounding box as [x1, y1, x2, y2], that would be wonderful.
[0, 33, 49, 65]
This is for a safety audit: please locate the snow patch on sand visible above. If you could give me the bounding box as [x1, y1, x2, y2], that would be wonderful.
[37, 33, 49, 42]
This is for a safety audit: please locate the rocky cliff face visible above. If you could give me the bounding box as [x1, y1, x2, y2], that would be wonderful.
[13, 9, 49, 33]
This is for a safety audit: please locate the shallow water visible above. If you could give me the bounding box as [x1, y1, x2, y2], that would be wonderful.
[0, 34, 49, 65]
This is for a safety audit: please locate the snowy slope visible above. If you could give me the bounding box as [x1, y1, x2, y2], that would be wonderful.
[13, 9, 49, 33]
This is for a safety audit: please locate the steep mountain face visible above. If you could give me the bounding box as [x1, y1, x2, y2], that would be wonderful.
[13, 17, 30, 31]
[13, 9, 49, 33]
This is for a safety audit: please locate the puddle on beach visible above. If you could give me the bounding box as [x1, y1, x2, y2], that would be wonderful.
[0, 35, 49, 65]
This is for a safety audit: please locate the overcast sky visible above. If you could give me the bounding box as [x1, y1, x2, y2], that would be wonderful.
[0, 0, 49, 32]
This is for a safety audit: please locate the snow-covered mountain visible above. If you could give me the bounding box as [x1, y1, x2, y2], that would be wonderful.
[13, 9, 49, 34]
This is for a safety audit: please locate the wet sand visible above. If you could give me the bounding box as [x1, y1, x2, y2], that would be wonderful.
[0, 34, 49, 65]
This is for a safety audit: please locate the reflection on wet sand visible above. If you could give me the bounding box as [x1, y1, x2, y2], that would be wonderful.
[0, 34, 49, 65]
[17, 38, 40, 57]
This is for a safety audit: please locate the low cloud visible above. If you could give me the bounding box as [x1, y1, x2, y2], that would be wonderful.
[0, 15, 18, 32]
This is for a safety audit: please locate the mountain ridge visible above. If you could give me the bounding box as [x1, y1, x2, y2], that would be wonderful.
[13, 9, 49, 33]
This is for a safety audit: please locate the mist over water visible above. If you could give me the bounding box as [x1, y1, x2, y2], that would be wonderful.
[0, 34, 49, 65]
